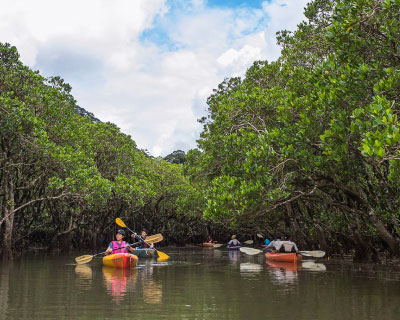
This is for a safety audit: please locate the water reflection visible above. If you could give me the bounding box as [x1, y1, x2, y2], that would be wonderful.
[228, 250, 240, 265]
[240, 262, 263, 273]
[266, 261, 299, 285]
[102, 266, 138, 304]
[74, 265, 93, 290]
[143, 280, 163, 304]
[302, 260, 326, 271]
[240, 262, 263, 280]
[137, 260, 164, 305]
[0, 263, 10, 317]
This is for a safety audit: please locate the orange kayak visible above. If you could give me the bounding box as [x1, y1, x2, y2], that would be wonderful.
[265, 252, 302, 263]
[103, 253, 138, 268]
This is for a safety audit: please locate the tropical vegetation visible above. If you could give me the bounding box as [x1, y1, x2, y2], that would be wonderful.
[1, 0, 400, 261]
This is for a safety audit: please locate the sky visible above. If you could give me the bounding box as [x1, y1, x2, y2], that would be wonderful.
[0, 0, 310, 156]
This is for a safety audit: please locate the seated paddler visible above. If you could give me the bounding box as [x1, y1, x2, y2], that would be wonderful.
[105, 229, 135, 256]
[131, 229, 154, 249]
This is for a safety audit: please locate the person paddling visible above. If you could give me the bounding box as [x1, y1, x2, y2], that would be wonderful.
[279, 234, 299, 253]
[264, 233, 283, 251]
[227, 235, 241, 247]
[105, 229, 135, 256]
[131, 230, 154, 249]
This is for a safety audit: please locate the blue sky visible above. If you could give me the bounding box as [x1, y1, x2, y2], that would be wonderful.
[208, 0, 266, 8]
[0, 0, 310, 156]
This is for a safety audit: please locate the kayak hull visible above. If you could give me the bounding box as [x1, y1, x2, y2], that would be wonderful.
[227, 246, 241, 250]
[265, 252, 302, 263]
[198, 243, 214, 247]
[102, 253, 138, 268]
[132, 248, 156, 258]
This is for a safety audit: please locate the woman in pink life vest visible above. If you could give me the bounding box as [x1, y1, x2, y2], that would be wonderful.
[105, 229, 135, 256]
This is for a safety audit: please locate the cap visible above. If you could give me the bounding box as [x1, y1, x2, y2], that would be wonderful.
[117, 229, 126, 236]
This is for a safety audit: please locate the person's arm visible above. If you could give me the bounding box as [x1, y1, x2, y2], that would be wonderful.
[123, 242, 133, 252]
[105, 242, 113, 255]
[266, 240, 274, 249]
[131, 233, 139, 241]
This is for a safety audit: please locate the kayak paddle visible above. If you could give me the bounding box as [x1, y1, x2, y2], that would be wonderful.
[75, 245, 133, 265]
[146, 233, 163, 244]
[299, 250, 325, 258]
[75, 251, 109, 265]
[115, 218, 169, 261]
[240, 247, 262, 255]
[213, 243, 224, 248]
[243, 240, 254, 244]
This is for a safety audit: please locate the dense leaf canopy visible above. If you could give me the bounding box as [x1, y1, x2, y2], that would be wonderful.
[185, 0, 400, 261]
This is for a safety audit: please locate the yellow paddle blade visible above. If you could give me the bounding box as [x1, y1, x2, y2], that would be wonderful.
[156, 250, 169, 261]
[244, 240, 254, 244]
[146, 233, 163, 241]
[115, 217, 126, 228]
[146, 234, 163, 244]
[75, 255, 94, 265]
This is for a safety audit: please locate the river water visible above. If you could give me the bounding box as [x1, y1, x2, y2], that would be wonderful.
[0, 247, 399, 320]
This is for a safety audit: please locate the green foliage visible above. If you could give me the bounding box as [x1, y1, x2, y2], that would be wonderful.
[164, 150, 187, 164]
[186, 0, 400, 259]
[0, 42, 207, 254]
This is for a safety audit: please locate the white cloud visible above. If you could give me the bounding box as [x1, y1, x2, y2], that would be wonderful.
[0, 0, 309, 156]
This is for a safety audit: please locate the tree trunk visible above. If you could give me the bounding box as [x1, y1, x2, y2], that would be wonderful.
[2, 165, 14, 260]
[367, 207, 400, 256]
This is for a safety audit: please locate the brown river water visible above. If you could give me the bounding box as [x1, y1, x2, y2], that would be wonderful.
[0, 247, 399, 319]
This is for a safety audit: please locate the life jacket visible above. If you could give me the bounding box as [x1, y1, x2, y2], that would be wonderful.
[135, 236, 149, 249]
[139, 239, 150, 249]
[111, 240, 128, 253]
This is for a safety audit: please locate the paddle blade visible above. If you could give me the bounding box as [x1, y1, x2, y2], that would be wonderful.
[115, 217, 126, 228]
[213, 243, 224, 248]
[75, 255, 94, 265]
[243, 240, 254, 244]
[256, 233, 264, 238]
[146, 234, 163, 244]
[239, 247, 262, 255]
[156, 250, 169, 261]
[299, 250, 326, 258]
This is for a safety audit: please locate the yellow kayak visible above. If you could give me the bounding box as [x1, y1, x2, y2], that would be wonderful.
[102, 253, 138, 268]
